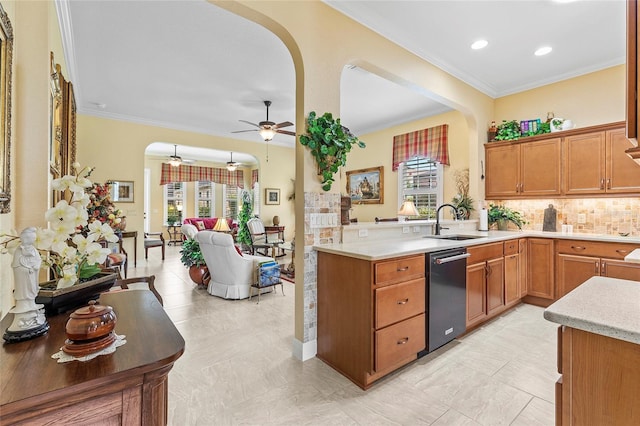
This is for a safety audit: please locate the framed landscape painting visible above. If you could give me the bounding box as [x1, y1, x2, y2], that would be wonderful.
[346, 166, 383, 204]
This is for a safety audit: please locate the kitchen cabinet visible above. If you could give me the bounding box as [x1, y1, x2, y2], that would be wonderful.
[466, 242, 505, 328]
[504, 239, 520, 308]
[563, 128, 640, 195]
[557, 326, 640, 425]
[485, 138, 561, 199]
[525, 238, 555, 303]
[317, 251, 425, 389]
[518, 238, 528, 298]
[555, 239, 640, 298]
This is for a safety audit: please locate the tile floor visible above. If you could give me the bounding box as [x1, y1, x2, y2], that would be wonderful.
[131, 245, 558, 425]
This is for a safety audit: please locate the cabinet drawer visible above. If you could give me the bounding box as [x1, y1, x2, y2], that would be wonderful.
[375, 278, 425, 329]
[467, 242, 503, 264]
[374, 255, 425, 286]
[504, 240, 518, 255]
[375, 313, 425, 372]
[556, 239, 638, 259]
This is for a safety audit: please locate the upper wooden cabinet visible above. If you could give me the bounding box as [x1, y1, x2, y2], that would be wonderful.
[564, 127, 640, 195]
[486, 122, 640, 199]
[485, 137, 561, 199]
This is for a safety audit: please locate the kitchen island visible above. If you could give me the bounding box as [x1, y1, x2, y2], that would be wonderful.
[544, 276, 640, 425]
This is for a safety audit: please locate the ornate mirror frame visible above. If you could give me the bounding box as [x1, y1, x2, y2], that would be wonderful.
[0, 4, 13, 213]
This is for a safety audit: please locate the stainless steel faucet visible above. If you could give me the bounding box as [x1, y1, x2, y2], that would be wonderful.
[434, 203, 458, 235]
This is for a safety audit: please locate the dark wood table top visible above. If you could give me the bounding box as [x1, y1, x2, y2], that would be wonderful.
[0, 290, 185, 408]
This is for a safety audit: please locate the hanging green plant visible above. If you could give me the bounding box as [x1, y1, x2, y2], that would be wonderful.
[494, 120, 522, 141]
[299, 111, 366, 191]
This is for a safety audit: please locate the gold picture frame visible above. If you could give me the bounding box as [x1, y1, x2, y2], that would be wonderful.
[0, 4, 13, 213]
[265, 188, 280, 205]
[109, 180, 134, 203]
[346, 166, 384, 204]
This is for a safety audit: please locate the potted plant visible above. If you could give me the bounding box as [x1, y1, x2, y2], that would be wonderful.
[487, 204, 527, 230]
[451, 168, 474, 219]
[235, 190, 253, 252]
[493, 120, 521, 141]
[179, 238, 210, 286]
[299, 111, 366, 191]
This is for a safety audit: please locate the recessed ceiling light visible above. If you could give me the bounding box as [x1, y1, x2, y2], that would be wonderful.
[471, 39, 488, 50]
[535, 46, 553, 56]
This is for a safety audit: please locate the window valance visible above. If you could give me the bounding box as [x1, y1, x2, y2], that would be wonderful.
[392, 124, 449, 170]
[160, 163, 244, 188]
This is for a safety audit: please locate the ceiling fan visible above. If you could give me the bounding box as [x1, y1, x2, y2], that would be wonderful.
[168, 144, 182, 167]
[226, 152, 241, 171]
[232, 100, 295, 141]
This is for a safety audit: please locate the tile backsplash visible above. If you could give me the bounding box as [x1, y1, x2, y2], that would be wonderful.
[493, 198, 640, 236]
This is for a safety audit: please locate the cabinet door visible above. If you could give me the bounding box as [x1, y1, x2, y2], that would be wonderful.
[486, 257, 505, 316]
[518, 239, 528, 297]
[606, 128, 640, 193]
[521, 138, 561, 196]
[485, 144, 520, 199]
[528, 238, 555, 299]
[601, 258, 640, 281]
[556, 254, 599, 298]
[563, 131, 606, 195]
[466, 262, 487, 327]
[504, 254, 520, 307]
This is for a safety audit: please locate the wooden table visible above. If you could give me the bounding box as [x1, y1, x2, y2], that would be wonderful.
[166, 224, 182, 246]
[0, 290, 185, 425]
[120, 230, 137, 267]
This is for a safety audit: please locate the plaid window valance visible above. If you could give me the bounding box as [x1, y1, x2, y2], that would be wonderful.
[392, 124, 449, 170]
[252, 169, 258, 188]
[160, 163, 244, 188]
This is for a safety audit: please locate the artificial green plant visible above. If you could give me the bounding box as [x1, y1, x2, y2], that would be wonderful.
[299, 111, 366, 191]
[235, 190, 253, 248]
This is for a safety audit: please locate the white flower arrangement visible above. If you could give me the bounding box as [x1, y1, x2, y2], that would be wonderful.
[1, 163, 119, 289]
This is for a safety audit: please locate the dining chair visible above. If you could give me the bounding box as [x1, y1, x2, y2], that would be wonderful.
[144, 231, 165, 260]
[112, 275, 163, 306]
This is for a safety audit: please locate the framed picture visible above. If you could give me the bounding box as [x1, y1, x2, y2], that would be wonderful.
[109, 180, 134, 203]
[0, 4, 12, 213]
[346, 166, 384, 204]
[265, 188, 280, 205]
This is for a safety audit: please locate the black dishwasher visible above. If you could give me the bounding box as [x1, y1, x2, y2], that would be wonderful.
[419, 247, 470, 356]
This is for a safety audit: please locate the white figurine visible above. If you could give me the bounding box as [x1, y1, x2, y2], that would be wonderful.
[7, 227, 47, 333]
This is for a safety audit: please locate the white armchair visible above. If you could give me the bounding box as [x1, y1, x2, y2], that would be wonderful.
[195, 231, 273, 299]
[181, 223, 198, 240]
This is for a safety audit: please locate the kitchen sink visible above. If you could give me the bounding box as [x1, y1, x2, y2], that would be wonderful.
[424, 234, 484, 241]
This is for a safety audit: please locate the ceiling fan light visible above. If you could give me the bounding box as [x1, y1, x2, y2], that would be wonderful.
[259, 128, 276, 141]
[226, 164, 237, 172]
[168, 157, 182, 167]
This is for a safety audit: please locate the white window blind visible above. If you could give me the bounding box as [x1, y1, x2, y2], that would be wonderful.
[223, 185, 239, 220]
[164, 182, 185, 224]
[195, 181, 214, 218]
[398, 156, 443, 219]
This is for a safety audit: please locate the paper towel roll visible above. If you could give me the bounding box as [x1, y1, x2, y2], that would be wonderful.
[479, 209, 488, 231]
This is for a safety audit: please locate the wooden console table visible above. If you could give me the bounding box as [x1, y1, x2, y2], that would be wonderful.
[120, 230, 137, 267]
[0, 290, 185, 425]
[167, 224, 182, 246]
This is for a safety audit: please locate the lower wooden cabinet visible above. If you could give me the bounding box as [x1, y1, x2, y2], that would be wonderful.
[486, 257, 505, 315]
[317, 251, 426, 389]
[466, 242, 508, 328]
[557, 326, 640, 425]
[525, 238, 555, 302]
[504, 253, 520, 307]
[555, 239, 640, 298]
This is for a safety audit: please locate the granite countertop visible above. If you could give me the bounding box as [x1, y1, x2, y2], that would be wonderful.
[543, 276, 640, 345]
[314, 229, 640, 261]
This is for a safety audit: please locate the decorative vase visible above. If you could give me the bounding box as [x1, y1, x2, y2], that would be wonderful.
[497, 219, 509, 231]
[189, 265, 210, 287]
[273, 215, 280, 226]
[35, 271, 118, 316]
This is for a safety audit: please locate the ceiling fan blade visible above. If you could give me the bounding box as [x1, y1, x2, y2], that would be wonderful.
[238, 120, 260, 128]
[276, 129, 296, 136]
[231, 129, 258, 134]
[274, 121, 294, 129]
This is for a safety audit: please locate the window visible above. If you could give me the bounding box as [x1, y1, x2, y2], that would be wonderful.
[397, 156, 443, 219]
[164, 182, 185, 224]
[195, 181, 214, 218]
[252, 182, 260, 217]
[223, 184, 239, 221]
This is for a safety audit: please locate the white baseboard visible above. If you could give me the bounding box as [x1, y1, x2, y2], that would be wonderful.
[292, 337, 317, 361]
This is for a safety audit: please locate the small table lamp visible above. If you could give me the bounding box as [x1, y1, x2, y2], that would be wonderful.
[213, 218, 231, 232]
[398, 199, 418, 220]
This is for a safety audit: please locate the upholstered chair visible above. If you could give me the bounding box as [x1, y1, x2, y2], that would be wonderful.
[195, 231, 273, 299]
[181, 223, 198, 240]
[246, 217, 284, 257]
[144, 232, 165, 260]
